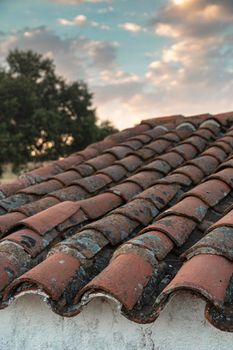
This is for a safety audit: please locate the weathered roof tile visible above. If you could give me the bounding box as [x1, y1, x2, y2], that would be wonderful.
[1, 112, 233, 332]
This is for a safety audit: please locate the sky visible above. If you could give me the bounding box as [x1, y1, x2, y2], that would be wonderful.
[0, 0, 233, 130]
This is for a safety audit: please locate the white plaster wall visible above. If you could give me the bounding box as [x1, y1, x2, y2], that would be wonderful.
[0, 293, 233, 350]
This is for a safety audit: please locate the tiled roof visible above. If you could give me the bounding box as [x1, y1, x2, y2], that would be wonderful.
[1, 112, 233, 331]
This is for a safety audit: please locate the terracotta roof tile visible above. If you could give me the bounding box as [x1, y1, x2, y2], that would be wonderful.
[79, 193, 122, 219]
[47, 185, 88, 202]
[135, 183, 180, 210]
[51, 170, 81, 186]
[129, 134, 152, 145]
[140, 114, 184, 127]
[71, 174, 112, 193]
[97, 164, 127, 182]
[136, 148, 156, 160]
[115, 154, 143, 172]
[0, 212, 27, 236]
[85, 153, 117, 170]
[120, 139, 143, 150]
[0, 122, 154, 199]
[172, 165, 204, 184]
[82, 252, 154, 310]
[0, 254, 22, 292]
[0, 193, 36, 213]
[4, 229, 47, 258]
[184, 226, 233, 261]
[144, 139, 172, 154]
[84, 213, 139, 245]
[173, 125, 194, 139]
[207, 207, 233, 231]
[113, 199, 158, 226]
[124, 171, 163, 189]
[156, 151, 184, 169]
[202, 146, 227, 162]
[14, 201, 79, 235]
[17, 197, 60, 217]
[141, 159, 172, 175]
[172, 143, 198, 160]
[186, 156, 219, 176]
[158, 173, 192, 187]
[183, 179, 230, 207]
[209, 168, 233, 189]
[70, 163, 94, 177]
[193, 128, 216, 141]
[104, 145, 132, 159]
[142, 125, 168, 139]
[157, 132, 180, 143]
[106, 181, 142, 202]
[19, 179, 64, 195]
[2, 112, 233, 331]
[214, 140, 233, 154]
[128, 230, 174, 261]
[159, 196, 208, 222]
[162, 254, 233, 306]
[9, 253, 81, 301]
[142, 215, 197, 246]
[0, 177, 33, 199]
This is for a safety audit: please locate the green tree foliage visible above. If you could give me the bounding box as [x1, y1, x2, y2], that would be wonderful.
[0, 49, 118, 174]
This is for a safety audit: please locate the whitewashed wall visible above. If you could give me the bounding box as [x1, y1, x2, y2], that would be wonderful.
[0, 292, 232, 350]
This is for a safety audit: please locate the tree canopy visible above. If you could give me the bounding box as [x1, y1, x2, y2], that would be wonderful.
[0, 49, 118, 174]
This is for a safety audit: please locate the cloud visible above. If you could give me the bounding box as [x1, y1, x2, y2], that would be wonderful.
[84, 40, 118, 68]
[147, 0, 233, 91]
[152, 0, 233, 39]
[50, 0, 111, 5]
[58, 15, 110, 30]
[90, 21, 110, 30]
[97, 6, 114, 13]
[155, 23, 180, 38]
[100, 69, 139, 84]
[58, 15, 87, 26]
[0, 27, 118, 80]
[119, 22, 142, 33]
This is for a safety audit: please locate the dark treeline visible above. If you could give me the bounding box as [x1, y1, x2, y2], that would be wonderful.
[0, 49, 118, 175]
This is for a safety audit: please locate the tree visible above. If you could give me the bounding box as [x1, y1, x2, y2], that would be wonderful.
[0, 49, 118, 174]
